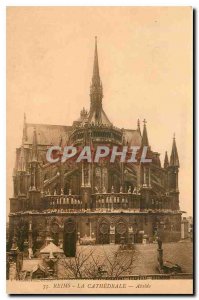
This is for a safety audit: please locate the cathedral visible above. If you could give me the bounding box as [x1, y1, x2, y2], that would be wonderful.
[8, 38, 182, 257]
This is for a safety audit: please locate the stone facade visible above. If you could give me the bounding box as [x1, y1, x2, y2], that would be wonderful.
[8, 38, 182, 256]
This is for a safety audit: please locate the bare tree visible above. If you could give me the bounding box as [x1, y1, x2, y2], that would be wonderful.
[61, 245, 137, 279]
[61, 246, 96, 278]
[102, 247, 137, 278]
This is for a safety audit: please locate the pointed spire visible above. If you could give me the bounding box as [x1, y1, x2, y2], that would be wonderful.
[141, 119, 149, 147]
[89, 37, 103, 116]
[22, 113, 27, 143]
[164, 151, 169, 168]
[31, 127, 38, 162]
[18, 144, 26, 172]
[13, 149, 18, 176]
[18, 121, 26, 172]
[137, 119, 141, 135]
[170, 134, 179, 167]
[92, 36, 101, 86]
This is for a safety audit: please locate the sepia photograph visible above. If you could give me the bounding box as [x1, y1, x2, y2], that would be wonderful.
[6, 6, 193, 294]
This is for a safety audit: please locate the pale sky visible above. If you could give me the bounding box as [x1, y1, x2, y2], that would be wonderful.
[7, 7, 192, 215]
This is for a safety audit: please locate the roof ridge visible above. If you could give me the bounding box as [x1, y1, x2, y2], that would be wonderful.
[27, 123, 72, 128]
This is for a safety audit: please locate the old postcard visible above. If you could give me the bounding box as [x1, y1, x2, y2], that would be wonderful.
[6, 6, 193, 294]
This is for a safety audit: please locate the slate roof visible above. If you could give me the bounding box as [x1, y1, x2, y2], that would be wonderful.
[24, 121, 142, 149]
[25, 123, 72, 146]
[88, 108, 112, 126]
[123, 129, 142, 146]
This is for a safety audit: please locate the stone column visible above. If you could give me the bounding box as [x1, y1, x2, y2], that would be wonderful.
[157, 248, 163, 270]
[157, 237, 163, 271]
[28, 219, 32, 245]
[148, 167, 151, 187]
[143, 166, 146, 186]
[81, 163, 84, 187]
[28, 218, 33, 259]
[88, 164, 91, 187]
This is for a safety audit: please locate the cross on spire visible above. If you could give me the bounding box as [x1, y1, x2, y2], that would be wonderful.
[141, 119, 149, 147]
[143, 118, 147, 125]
